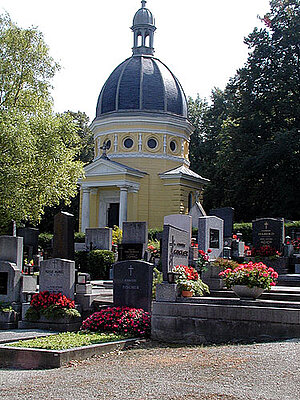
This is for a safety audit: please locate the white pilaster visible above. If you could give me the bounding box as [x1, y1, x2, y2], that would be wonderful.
[119, 186, 128, 229]
[81, 187, 91, 233]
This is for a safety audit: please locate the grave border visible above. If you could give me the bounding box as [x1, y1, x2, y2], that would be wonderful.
[0, 337, 141, 369]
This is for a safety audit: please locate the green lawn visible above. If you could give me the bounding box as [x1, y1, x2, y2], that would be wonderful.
[7, 332, 130, 350]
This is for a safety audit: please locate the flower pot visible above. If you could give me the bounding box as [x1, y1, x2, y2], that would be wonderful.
[181, 290, 193, 297]
[232, 285, 264, 300]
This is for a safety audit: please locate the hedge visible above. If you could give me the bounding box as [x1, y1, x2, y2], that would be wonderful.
[75, 250, 115, 280]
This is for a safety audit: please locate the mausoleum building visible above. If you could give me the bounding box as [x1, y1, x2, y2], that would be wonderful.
[79, 0, 209, 231]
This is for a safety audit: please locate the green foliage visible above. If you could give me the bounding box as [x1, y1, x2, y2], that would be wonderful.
[211, 258, 239, 271]
[189, 1, 300, 221]
[0, 14, 84, 230]
[152, 267, 163, 299]
[0, 302, 13, 313]
[25, 307, 40, 321]
[74, 232, 85, 243]
[233, 223, 253, 244]
[75, 250, 115, 280]
[41, 305, 81, 320]
[38, 232, 53, 250]
[7, 332, 127, 350]
[112, 225, 122, 244]
[148, 228, 163, 241]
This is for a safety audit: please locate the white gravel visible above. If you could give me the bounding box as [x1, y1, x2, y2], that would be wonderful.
[0, 339, 300, 400]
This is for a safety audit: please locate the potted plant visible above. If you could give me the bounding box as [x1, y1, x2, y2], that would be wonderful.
[173, 265, 209, 297]
[219, 262, 278, 299]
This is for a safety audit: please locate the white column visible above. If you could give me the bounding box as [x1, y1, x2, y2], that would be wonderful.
[119, 186, 128, 229]
[81, 187, 90, 233]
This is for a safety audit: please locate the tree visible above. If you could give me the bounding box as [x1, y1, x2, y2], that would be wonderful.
[189, 0, 300, 221]
[0, 14, 83, 230]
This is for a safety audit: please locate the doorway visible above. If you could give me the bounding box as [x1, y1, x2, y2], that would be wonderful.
[107, 203, 119, 228]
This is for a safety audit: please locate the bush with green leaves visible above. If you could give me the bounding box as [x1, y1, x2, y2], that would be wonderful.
[75, 250, 115, 280]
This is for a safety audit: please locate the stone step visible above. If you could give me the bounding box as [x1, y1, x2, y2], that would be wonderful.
[178, 296, 300, 309]
[277, 274, 300, 287]
[211, 286, 300, 303]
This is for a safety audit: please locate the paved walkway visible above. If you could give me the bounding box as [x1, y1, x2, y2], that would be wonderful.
[0, 329, 58, 344]
[0, 339, 300, 399]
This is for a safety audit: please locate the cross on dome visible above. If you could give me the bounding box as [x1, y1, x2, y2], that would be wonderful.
[141, 0, 147, 8]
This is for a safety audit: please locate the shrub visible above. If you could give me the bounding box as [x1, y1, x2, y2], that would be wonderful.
[233, 223, 252, 244]
[81, 307, 151, 337]
[75, 250, 115, 280]
[112, 225, 122, 244]
[26, 291, 81, 321]
[152, 267, 163, 299]
[38, 232, 53, 250]
[74, 232, 85, 243]
[148, 228, 163, 241]
[211, 258, 239, 270]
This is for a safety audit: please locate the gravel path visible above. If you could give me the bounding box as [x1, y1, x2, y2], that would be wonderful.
[0, 339, 299, 400]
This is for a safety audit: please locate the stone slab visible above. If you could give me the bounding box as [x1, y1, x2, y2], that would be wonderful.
[113, 260, 153, 312]
[53, 212, 75, 260]
[0, 261, 21, 303]
[122, 222, 148, 245]
[85, 228, 112, 251]
[198, 216, 224, 260]
[164, 215, 192, 240]
[0, 236, 23, 270]
[39, 258, 75, 299]
[252, 218, 285, 251]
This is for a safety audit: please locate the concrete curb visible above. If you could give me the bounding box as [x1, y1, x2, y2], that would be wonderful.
[0, 338, 141, 369]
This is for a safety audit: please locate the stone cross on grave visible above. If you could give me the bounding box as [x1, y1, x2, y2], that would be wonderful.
[264, 222, 269, 230]
[128, 265, 134, 277]
[168, 235, 176, 271]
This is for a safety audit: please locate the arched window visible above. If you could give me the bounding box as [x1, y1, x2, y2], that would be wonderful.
[137, 34, 142, 47]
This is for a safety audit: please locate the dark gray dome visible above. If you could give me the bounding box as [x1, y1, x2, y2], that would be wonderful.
[133, 7, 155, 26]
[96, 56, 187, 118]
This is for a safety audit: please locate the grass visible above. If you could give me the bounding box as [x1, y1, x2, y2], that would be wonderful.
[7, 332, 130, 350]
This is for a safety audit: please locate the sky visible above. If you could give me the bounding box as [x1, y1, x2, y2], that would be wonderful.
[0, 0, 271, 121]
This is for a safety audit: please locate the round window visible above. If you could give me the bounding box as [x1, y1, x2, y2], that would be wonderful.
[170, 140, 177, 152]
[124, 138, 134, 149]
[147, 138, 157, 149]
[105, 140, 111, 150]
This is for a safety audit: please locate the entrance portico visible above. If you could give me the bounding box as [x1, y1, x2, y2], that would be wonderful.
[78, 156, 146, 232]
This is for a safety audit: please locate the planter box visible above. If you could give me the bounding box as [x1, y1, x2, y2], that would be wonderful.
[18, 316, 82, 332]
[0, 310, 18, 330]
[0, 338, 140, 369]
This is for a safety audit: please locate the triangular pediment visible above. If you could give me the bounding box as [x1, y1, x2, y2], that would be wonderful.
[84, 157, 145, 178]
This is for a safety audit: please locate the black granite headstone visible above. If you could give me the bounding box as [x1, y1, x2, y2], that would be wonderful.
[113, 260, 153, 312]
[209, 207, 234, 238]
[17, 227, 39, 259]
[161, 225, 189, 281]
[118, 243, 144, 261]
[53, 212, 74, 260]
[252, 218, 285, 251]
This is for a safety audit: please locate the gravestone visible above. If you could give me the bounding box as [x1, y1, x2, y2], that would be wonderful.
[118, 243, 144, 261]
[252, 218, 285, 252]
[17, 227, 39, 260]
[53, 212, 74, 260]
[198, 216, 224, 260]
[39, 258, 75, 299]
[85, 228, 112, 251]
[0, 236, 23, 270]
[161, 225, 190, 281]
[209, 207, 234, 239]
[113, 260, 153, 312]
[164, 215, 192, 240]
[0, 261, 21, 303]
[122, 222, 148, 253]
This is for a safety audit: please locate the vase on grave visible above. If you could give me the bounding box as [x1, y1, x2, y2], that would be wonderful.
[232, 285, 264, 300]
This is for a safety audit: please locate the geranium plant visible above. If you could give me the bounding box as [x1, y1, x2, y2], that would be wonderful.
[173, 265, 209, 296]
[251, 245, 281, 259]
[25, 291, 81, 321]
[219, 262, 279, 291]
[81, 307, 151, 338]
[196, 249, 211, 274]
